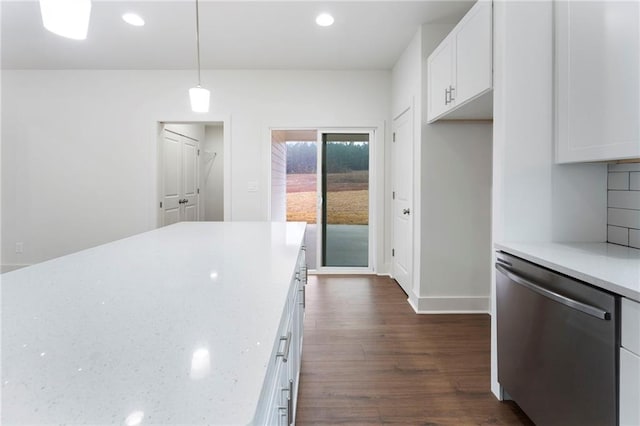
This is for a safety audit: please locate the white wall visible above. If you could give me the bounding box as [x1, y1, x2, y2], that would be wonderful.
[391, 28, 423, 300]
[270, 131, 287, 222]
[418, 23, 493, 313]
[390, 19, 492, 313]
[419, 122, 492, 310]
[203, 124, 224, 221]
[1, 70, 390, 268]
[490, 0, 607, 398]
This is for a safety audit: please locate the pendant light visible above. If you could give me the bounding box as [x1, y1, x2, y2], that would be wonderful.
[39, 0, 92, 40]
[189, 0, 210, 113]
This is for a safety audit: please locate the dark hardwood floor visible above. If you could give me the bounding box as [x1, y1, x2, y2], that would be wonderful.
[296, 275, 533, 425]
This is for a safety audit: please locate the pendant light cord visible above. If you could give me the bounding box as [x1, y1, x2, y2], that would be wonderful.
[195, 0, 202, 86]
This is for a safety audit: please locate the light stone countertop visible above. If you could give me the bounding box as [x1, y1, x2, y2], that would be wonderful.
[1, 221, 306, 425]
[495, 242, 640, 302]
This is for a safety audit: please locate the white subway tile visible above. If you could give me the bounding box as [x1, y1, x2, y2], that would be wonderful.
[630, 172, 640, 190]
[608, 225, 629, 246]
[630, 229, 640, 249]
[609, 191, 640, 210]
[608, 208, 640, 229]
[608, 163, 640, 172]
[608, 172, 629, 190]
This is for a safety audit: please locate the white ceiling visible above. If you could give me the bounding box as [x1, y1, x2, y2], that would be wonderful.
[1, 1, 474, 70]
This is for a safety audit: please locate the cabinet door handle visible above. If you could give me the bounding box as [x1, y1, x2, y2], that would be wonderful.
[449, 85, 456, 101]
[444, 87, 450, 105]
[288, 379, 294, 425]
[277, 331, 292, 362]
[299, 285, 306, 308]
[279, 379, 294, 425]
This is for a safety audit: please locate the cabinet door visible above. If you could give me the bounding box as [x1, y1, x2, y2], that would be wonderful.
[427, 39, 454, 121]
[455, 0, 492, 105]
[620, 347, 640, 426]
[556, 1, 640, 163]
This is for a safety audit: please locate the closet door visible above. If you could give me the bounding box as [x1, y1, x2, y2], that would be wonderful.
[162, 131, 182, 226]
[161, 130, 200, 225]
[182, 137, 199, 222]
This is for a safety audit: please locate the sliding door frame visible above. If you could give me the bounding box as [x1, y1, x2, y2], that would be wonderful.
[315, 128, 376, 275]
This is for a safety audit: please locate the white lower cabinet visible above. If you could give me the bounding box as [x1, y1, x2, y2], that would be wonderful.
[255, 248, 306, 425]
[620, 347, 640, 426]
[620, 298, 640, 426]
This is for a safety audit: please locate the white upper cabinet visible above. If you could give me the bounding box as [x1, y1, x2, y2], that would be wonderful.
[555, 1, 640, 163]
[427, 40, 455, 120]
[426, 0, 493, 123]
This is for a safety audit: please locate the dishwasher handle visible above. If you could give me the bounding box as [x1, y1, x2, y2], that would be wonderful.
[495, 263, 611, 320]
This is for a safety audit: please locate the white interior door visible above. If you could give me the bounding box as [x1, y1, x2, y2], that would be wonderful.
[161, 129, 200, 225]
[162, 132, 181, 226]
[392, 108, 413, 295]
[182, 138, 199, 222]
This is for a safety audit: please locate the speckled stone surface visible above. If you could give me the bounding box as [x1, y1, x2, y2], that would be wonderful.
[1, 221, 306, 425]
[496, 242, 640, 302]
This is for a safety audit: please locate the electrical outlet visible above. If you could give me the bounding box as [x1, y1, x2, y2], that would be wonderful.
[15, 242, 24, 254]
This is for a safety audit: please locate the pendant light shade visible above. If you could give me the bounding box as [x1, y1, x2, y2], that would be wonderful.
[39, 0, 92, 40]
[189, 86, 210, 113]
[189, 0, 210, 113]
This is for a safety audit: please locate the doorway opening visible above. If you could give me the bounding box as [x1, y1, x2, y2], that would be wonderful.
[270, 128, 374, 273]
[158, 122, 227, 227]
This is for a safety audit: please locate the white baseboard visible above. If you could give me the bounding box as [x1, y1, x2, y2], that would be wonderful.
[1, 264, 30, 273]
[408, 295, 490, 314]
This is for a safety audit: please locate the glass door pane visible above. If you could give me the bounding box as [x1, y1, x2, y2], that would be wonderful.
[321, 133, 369, 267]
[284, 139, 318, 270]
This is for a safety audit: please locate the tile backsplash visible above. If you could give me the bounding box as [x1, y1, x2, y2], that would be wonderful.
[607, 163, 640, 249]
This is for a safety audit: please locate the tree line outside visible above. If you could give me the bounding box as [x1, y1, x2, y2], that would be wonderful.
[285, 141, 369, 225]
[286, 142, 369, 174]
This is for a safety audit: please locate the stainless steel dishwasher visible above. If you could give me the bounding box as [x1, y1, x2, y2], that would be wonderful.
[496, 251, 619, 426]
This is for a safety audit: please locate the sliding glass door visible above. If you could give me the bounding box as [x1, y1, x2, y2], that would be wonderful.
[320, 133, 370, 268]
[271, 128, 373, 272]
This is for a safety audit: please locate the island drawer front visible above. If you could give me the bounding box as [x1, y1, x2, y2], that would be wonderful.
[622, 298, 640, 355]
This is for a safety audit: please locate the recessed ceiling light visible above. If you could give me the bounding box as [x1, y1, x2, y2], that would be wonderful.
[122, 13, 145, 27]
[316, 13, 334, 27]
[39, 0, 92, 40]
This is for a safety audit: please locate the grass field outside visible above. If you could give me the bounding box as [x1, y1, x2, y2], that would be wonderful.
[286, 171, 368, 225]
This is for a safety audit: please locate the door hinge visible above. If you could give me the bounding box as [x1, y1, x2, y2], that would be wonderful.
[197, 149, 200, 156]
[197, 188, 200, 194]
[160, 202, 163, 208]
[392, 191, 396, 200]
[392, 249, 395, 257]
[393, 132, 396, 142]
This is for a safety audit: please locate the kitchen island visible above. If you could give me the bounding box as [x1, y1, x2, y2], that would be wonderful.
[1, 221, 307, 425]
